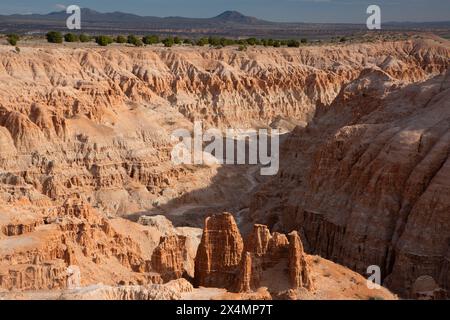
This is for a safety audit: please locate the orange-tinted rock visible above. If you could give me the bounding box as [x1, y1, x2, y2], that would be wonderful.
[235, 252, 253, 293]
[250, 64, 450, 298]
[0, 262, 69, 291]
[266, 232, 289, 266]
[194, 214, 315, 294]
[63, 245, 77, 265]
[0, 198, 161, 290]
[194, 213, 243, 289]
[288, 231, 313, 290]
[245, 224, 272, 257]
[0, 39, 447, 298]
[151, 235, 186, 282]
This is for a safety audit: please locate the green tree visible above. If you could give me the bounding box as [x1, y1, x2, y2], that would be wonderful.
[208, 37, 220, 46]
[115, 35, 127, 43]
[6, 34, 19, 46]
[142, 35, 159, 45]
[246, 38, 258, 46]
[127, 34, 143, 46]
[79, 34, 91, 43]
[162, 37, 174, 47]
[183, 38, 193, 45]
[238, 44, 247, 51]
[196, 38, 209, 46]
[287, 39, 300, 47]
[46, 31, 63, 43]
[95, 35, 113, 46]
[220, 38, 235, 46]
[300, 38, 308, 44]
[173, 36, 182, 45]
[273, 40, 281, 47]
[64, 33, 79, 42]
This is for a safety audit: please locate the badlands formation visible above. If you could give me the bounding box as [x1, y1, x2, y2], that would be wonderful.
[0, 36, 449, 299]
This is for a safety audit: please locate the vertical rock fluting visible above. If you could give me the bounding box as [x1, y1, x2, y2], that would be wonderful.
[235, 252, 253, 293]
[249, 66, 450, 298]
[194, 213, 244, 289]
[245, 224, 272, 257]
[3, 42, 442, 295]
[288, 231, 314, 290]
[151, 235, 187, 282]
[194, 213, 314, 294]
[0, 198, 165, 291]
[266, 232, 289, 265]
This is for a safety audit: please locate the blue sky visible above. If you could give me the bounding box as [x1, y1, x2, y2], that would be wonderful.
[1, 0, 449, 23]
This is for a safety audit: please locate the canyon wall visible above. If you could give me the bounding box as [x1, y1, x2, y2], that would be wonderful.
[193, 213, 395, 300]
[0, 39, 448, 218]
[0, 197, 202, 291]
[194, 212, 313, 295]
[249, 40, 450, 297]
[0, 37, 448, 297]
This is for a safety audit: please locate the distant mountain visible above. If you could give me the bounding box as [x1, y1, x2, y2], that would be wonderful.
[0, 8, 448, 38]
[0, 8, 285, 36]
[212, 10, 268, 24]
[0, 8, 268, 25]
[4, 8, 148, 23]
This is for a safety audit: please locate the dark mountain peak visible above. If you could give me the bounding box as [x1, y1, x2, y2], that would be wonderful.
[80, 8, 101, 15]
[77, 8, 143, 22]
[47, 8, 100, 17]
[215, 11, 246, 19]
[213, 10, 261, 24]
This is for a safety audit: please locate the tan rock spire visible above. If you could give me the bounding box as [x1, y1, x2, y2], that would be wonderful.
[151, 235, 186, 282]
[194, 212, 243, 289]
[288, 231, 314, 290]
[245, 224, 272, 257]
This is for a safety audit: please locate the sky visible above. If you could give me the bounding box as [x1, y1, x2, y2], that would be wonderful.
[1, 0, 449, 23]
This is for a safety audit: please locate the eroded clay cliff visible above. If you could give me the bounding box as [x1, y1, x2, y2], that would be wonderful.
[249, 47, 450, 298]
[194, 213, 314, 295]
[0, 39, 448, 219]
[0, 37, 448, 299]
[192, 213, 396, 300]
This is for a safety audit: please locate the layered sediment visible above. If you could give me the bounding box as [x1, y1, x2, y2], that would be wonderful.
[194, 213, 314, 295]
[0, 38, 448, 298]
[249, 44, 450, 298]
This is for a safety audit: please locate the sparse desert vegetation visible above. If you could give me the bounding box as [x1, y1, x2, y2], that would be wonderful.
[17, 30, 412, 48]
[6, 33, 19, 46]
[46, 31, 63, 43]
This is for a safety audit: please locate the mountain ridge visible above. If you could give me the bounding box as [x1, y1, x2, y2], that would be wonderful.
[0, 8, 449, 38]
[0, 8, 271, 24]
[2, 8, 449, 25]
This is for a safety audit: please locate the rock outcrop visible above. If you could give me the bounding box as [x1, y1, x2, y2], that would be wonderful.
[235, 252, 254, 293]
[151, 235, 186, 282]
[249, 60, 450, 297]
[0, 38, 448, 298]
[59, 278, 193, 300]
[194, 213, 243, 289]
[288, 231, 313, 290]
[0, 198, 163, 290]
[244, 224, 271, 256]
[194, 213, 314, 295]
[0, 39, 447, 220]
